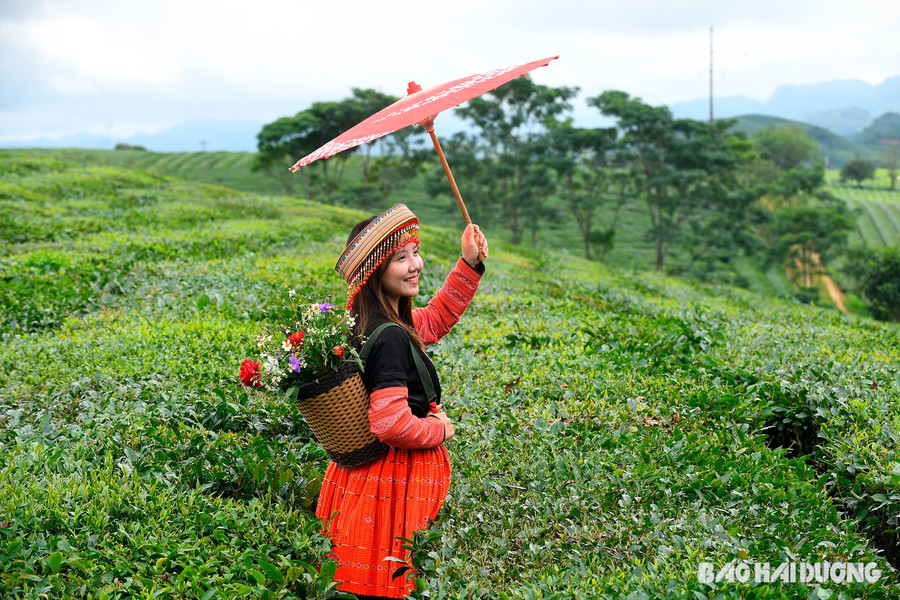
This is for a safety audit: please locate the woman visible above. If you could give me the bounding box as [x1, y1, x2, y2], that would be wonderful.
[315, 203, 487, 599]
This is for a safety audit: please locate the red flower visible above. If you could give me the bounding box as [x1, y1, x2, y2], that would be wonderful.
[240, 360, 262, 387]
[287, 331, 305, 348]
[332, 346, 345, 359]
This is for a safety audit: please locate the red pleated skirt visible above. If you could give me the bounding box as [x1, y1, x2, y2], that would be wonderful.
[315, 445, 451, 598]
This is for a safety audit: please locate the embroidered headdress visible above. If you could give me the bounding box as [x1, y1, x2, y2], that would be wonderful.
[336, 203, 419, 309]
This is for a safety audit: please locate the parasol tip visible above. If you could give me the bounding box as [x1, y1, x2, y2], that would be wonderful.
[407, 81, 422, 95]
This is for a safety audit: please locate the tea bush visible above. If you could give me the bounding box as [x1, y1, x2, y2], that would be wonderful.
[1, 153, 899, 598]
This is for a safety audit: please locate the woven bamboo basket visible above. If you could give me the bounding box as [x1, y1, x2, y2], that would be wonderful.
[293, 360, 388, 468]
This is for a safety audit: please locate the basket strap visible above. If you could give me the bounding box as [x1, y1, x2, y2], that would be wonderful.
[409, 338, 437, 405]
[359, 322, 396, 364]
[360, 322, 437, 404]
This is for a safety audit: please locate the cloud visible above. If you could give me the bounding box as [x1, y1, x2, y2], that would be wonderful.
[1, 0, 899, 142]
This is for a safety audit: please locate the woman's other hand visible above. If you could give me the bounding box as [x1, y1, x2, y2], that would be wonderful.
[462, 224, 488, 266]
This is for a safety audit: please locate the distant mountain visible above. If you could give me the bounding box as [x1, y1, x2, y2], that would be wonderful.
[855, 112, 900, 145]
[727, 114, 878, 167]
[804, 108, 873, 136]
[125, 119, 263, 152]
[2, 119, 263, 152]
[670, 75, 900, 135]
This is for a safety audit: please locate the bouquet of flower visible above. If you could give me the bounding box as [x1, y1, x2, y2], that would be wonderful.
[239, 290, 363, 400]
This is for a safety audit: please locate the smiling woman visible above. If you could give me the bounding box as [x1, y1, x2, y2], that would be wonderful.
[380, 243, 422, 309]
[317, 202, 487, 599]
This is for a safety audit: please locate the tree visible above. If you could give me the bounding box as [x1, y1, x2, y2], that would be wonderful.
[254, 88, 398, 197]
[753, 125, 819, 170]
[542, 122, 625, 260]
[453, 77, 579, 246]
[840, 158, 876, 187]
[588, 91, 754, 272]
[844, 244, 900, 322]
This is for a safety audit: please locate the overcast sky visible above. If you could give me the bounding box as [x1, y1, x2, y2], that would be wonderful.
[2, 0, 899, 143]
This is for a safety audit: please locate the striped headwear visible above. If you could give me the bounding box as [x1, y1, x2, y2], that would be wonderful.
[336, 203, 419, 309]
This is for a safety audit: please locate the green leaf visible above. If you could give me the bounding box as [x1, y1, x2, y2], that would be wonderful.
[319, 559, 337, 582]
[196, 294, 211, 309]
[306, 476, 323, 497]
[248, 569, 266, 586]
[201, 589, 218, 600]
[258, 559, 283, 584]
[48, 551, 63, 573]
[285, 386, 299, 402]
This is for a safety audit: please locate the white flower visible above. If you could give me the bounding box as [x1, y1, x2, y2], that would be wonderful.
[282, 339, 292, 352]
[288, 289, 296, 297]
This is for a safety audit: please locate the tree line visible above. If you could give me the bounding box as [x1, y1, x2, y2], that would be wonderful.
[254, 78, 899, 322]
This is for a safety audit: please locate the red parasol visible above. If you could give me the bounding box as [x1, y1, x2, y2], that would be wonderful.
[289, 55, 559, 226]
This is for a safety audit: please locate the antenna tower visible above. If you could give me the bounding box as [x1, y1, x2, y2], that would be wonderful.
[709, 26, 714, 124]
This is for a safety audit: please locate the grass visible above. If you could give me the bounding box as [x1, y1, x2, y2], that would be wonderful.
[1, 151, 900, 598]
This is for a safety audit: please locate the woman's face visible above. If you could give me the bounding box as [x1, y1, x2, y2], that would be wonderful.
[382, 243, 423, 307]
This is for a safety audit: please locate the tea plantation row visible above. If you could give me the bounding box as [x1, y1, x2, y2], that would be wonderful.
[1, 153, 898, 599]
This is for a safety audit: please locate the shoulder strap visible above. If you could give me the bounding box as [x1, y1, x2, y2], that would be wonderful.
[359, 322, 437, 404]
[359, 322, 396, 364]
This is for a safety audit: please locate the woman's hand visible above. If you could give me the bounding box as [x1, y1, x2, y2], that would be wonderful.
[428, 410, 455, 442]
[461, 223, 489, 266]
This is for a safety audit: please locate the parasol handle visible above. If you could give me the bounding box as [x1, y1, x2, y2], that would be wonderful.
[419, 117, 486, 262]
[409, 80, 483, 261]
[421, 118, 472, 226]
[407, 83, 472, 225]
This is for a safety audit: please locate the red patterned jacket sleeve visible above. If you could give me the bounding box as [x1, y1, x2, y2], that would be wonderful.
[368, 386, 445, 449]
[413, 258, 483, 345]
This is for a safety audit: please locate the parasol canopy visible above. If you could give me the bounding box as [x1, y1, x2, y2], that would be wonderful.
[289, 55, 559, 230]
[289, 55, 559, 172]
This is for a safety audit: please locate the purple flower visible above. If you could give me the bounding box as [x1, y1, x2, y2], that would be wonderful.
[318, 302, 335, 313]
[289, 355, 303, 373]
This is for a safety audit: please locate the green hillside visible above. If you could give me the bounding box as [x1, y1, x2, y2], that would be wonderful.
[5, 147, 896, 315]
[0, 148, 803, 302]
[5, 147, 286, 196]
[2, 152, 900, 598]
[828, 184, 900, 248]
[730, 115, 879, 167]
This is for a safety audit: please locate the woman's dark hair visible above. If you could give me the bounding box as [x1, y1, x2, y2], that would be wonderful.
[347, 217, 425, 351]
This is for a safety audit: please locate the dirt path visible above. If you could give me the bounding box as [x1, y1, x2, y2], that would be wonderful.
[821, 272, 849, 313]
[787, 253, 849, 313]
